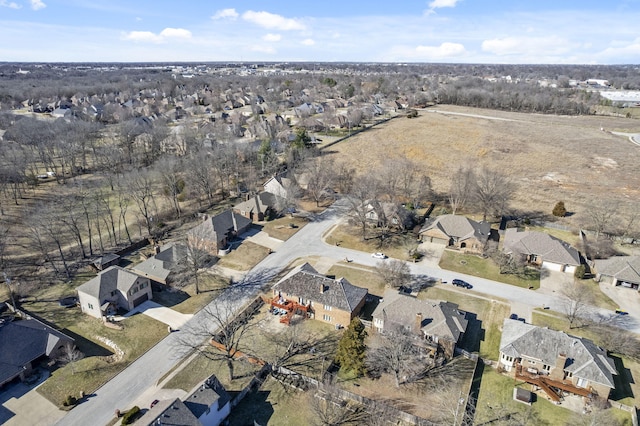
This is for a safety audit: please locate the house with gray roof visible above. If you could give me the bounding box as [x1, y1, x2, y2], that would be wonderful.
[131, 242, 187, 285]
[365, 201, 414, 231]
[0, 317, 74, 387]
[503, 228, 581, 274]
[499, 319, 617, 400]
[187, 209, 252, 255]
[272, 263, 367, 328]
[594, 255, 640, 291]
[419, 214, 491, 254]
[76, 266, 152, 319]
[136, 374, 231, 426]
[233, 192, 282, 222]
[372, 289, 468, 359]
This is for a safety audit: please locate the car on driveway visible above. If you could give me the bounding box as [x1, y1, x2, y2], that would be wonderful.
[452, 279, 472, 289]
[509, 313, 519, 320]
[371, 252, 388, 259]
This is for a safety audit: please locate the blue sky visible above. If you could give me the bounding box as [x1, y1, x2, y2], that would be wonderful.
[1, 0, 639, 63]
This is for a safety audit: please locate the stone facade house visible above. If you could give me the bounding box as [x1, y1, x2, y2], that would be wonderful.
[419, 214, 491, 254]
[272, 263, 368, 328]
[77, 266, 152, 318]
[187, 210, 252, 255]
[131, 243, 188, 285]
[233, 192, 281, 222]
[593, 256, 640, 290]
[503, 229, 581, 274]
[499, 319, 617, 400]
[372, 289, 468, 359]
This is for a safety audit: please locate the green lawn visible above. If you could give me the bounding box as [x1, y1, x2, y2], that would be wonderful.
[325, 264, 385, 296]
[216, 241, 272, 271]
[324, 224, 420, 261]
[439, 250, 540, 289]
[36, 313, 167, 407]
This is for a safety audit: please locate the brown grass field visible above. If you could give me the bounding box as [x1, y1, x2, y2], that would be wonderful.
[324, 105, 640, 227]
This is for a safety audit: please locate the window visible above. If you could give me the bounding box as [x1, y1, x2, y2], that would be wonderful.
[110, 290, 117, 297]
[88, 303, 94, 310]
[543, 365, 551, 371]
[298, 297, 305, 304]
[576, 377, 587, 388]
[323, 314, 332, 322]
[323, 305, 332, 311]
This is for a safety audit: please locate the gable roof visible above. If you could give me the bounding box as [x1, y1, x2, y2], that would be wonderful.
[594, 256, 640, 283]
[188, 209, 252, 245]
[503, 229, 580, 266]
[499, 319, 617, 388]
[93, 253, 120, 268]
[132, 243, 187, 282]
[233, 192, 281, 215]
[76, 266, 142, 301]
[420, 214, 490, 243]
[274, 263, 367, 313]
[0, 317, 74, 386]
[372, 289, 468, 342]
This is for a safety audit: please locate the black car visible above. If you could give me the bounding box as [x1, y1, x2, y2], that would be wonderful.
[452, 279, 472, 289]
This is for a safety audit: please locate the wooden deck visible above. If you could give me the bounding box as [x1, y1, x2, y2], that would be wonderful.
[515, 365, 593, 401]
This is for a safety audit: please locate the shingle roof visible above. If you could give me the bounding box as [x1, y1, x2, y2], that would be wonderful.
[188, 209, 252, 245]
[499, 319, 617, 388]
[594, 256, 640, 284]
[420, 214, 490, 243]
[233, 192, 280, 215]
[372, 289, 468, 342]
[274, 263, 367, 313]
[132, 243, 187, 282]
[184, 375, 230, 419]
[0, 318, 74, 386]
[76, 266, 141, 300]
[503, 229, 580, 266]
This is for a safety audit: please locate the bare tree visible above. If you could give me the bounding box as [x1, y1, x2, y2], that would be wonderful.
[174, 297, 262, 381]
[346, 174, 380, 240]
[374, 259, 412, 289]
[187, 150, 217, 206]
[304, 156, 336, 207]
[181, 235, 214, 295]
[125, 169, 158, 237]
[309, 383, 369, 426]
[561, 281, 593, 329]
[448, 166, 475, 215]
[156, 156, 185, 219]
[367, 330, 427, 388]
[56, 342, 84, 375]
[472, 166, 514, 221]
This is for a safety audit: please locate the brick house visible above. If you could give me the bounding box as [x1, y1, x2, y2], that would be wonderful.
[187, 209, 252, 255]
[419, 214, 491, 255]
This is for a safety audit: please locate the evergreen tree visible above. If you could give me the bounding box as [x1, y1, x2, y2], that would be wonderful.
[335, 317, 367, 376]
[553, 201, 567, 217]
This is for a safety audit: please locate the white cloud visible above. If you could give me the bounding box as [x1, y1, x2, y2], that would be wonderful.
[123, 28, 192, 44]
[211, 8, 238, 20]
[301, 38, 315, 46]
[159, 28, 192, 39]
[250, 45, 276, 54]
[30, 0, 45, 10]
[481, 36, 572, 56]
[263, 33, 282, 42]
[0, 0, 21, 8]
[415, 42, 466, 57]
[428, 0, 460, 9]
[598, 38, 640, 60]
[242, 10, 305, 31]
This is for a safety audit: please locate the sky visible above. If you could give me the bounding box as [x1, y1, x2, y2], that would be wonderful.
[1, 0, 639, 64]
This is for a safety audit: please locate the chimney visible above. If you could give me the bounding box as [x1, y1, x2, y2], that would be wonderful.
[550, 353, 567, 381]
[414, 313, 423, 334]
[154, 244, 161, 255]
[202, 214, 208, 222]
[320, 284, 325, 294]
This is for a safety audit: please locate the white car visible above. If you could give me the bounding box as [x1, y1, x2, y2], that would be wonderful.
[371, 252, 388, 259]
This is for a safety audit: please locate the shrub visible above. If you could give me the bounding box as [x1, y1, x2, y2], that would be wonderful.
[552, 201, 567, 217]
[121, 406, 141, 425]
[574, 264, 586, 279]
[63, 395, 77, 407]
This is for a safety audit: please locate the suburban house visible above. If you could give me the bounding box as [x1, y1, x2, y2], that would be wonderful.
[187, 209, 252, 255]
[136, 375, 231, 426]
[0, 316, 75, 387]
[263, 173, 296, 199]
[419, 214, 491, 255]
[131, 242, 187, 285]
[593, 255, 640, 290]
[76, 266, 152, 319]
[233, 192, 282, 222]
[364, 201, 414, 230]
[499, 319, 617, 401]
[372, 289, 468, 359]
[503, 228, 581, 273]
[272, 263, 368, 327]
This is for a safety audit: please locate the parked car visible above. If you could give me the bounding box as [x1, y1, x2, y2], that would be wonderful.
[615, 309, 629, 315]
[452, 279, 472, 289]
[150, 399, 159, 409]
[371, 252, 388, 259]
[509, 313, 519, 320]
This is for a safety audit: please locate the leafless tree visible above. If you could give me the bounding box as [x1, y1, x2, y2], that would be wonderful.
[334, 161, 355, 195]
[472, 166, 514, 221]
[304, 156, 336, 207]
[180, 235, 214, 295]
[174, 297, 262, 381]
[186, 150, 217, 205]
[56, 342, 84, 375]
[125, 169, 158, 237]
[449, 166, 475, 215]
[156, 156, 185, 219]
[375, 259, 412, 289]
[309, 383, 369, 426]
[346, 174, 380, 240]
[367, 329, 428, 388]
[561, 281, 593, 329]
[59, 193, 89, 258]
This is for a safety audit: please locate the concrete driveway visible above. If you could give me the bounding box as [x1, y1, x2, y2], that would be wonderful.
[599, 281, 640, 314]
[0, 371, 65, 426]
[416, 241, 446, 267]
[124, 301, 193, 330]
[243, 230, 283, 251]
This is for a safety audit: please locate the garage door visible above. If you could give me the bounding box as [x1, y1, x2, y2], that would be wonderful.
[132, 293, 149, 308]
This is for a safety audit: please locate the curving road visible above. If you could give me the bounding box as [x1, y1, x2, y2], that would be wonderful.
[55, 198, 639, 426]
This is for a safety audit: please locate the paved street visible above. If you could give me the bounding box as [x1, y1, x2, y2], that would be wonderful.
[53, 198, 639, 425]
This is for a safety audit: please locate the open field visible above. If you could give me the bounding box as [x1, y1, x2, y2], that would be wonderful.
[324, 105, 640, 227]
